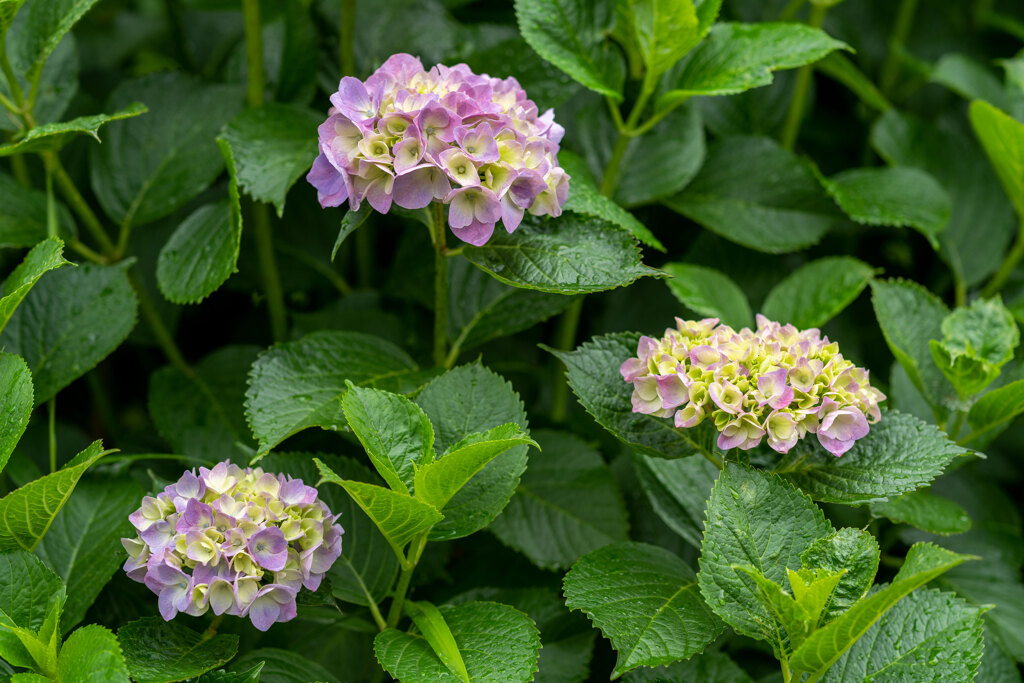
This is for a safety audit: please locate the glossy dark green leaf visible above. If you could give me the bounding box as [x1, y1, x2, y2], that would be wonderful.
[0, 236, 71, 336]
[662, 262, 752, 329]
[0, 103, 147, 156]
[761, 256, 874, 329]
[0, 353, 31, 474]
[871, 489, 972, 536]
[156, 200, 241, 304]
[118, 618, 238, 683]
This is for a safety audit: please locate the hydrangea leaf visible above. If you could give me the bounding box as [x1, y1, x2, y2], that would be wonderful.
[731, 564, 825, 655]
[621, 650, 753, 682]
[490, 430, 630, 570]
[564, 541, 724, 677]
[633, 451, 718, 548]
[34, 478, 143, 631]
[760, 256, 875, 329]
[929, 296, 1019, 398]
[196, 662, 264, 683]
[462, 213, 657, 295]
[331, 205, 372, 261]
[0, 103, 147, 156]
[57, 625, 130, 683]
[821, 167, 952, 249]
[217, 103, 321, 217]
[656, 22, 849, 110]
[800, 528, 880, 622]
[412, 364, 530, 540]
[6, 0, 98, 84]
[375, 601, 540, 682]
[664, 136, 839, 253]
[404, 601, 471, 682]
[965, 378, 1024, 445]
[698, 463, 833, 642]
[969, 100, 1024, 220]
[627, 0, 699, 78]
[662, 262, 753, 329]
[117, 617, 239, 683]
[0, 353, 32, 474]
[90, 72, 244, 229]
[870, 489, 972, 536]
[0, 550, 64, 670]
[156, 198, 241, 305]
[0, 441, 113, 552]
[0, 174, 75, 248]
[244, 331, 421, 457]
[0, 30, 77, 134]
[342, 384, 436, 494]
[229, 649, 337, 682]
[0, 0, 25, 38]
[789, 543, 976, 677]
[774, 411, 969, 505]
[930, 54, 1009, 110]
[0, 236, 71, 336]
[514, 0, 625, 99]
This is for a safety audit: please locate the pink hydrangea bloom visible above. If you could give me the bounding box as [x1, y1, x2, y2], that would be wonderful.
[307, 53, 569, 246]
[620, 315, 886, 456]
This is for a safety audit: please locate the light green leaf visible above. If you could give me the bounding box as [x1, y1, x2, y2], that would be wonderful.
[816, 53, 890, 112]
[34, 478, 143, 630]
[0, 353, 32, 474]
[622, 650, 752, 682]
[870, 489, 972, 536]
[118, 617, 239, 683]
[789, 543, 976, 677]
[665, 136, 839, 253]
[0, 0, 25, 38]
[965, 378, 1024, 445]
[90, 72, 244, 229]
[375, 601, 541, 683]
[514, 0, 624, 99]
[662, 262, 753, 329]
[413, 423, 537, 511]
[731, 565, 817, 655]
[314, 459, 442, 566]
[822, 167, 951, 249]
[0, 236, 71, 336]
[462, 213, 657, 295]
[774, 411, 969, 505]
[414, 364, 531, 541]
[629, 0, 699, 77]
[800, 528, 879, 622]
[930, 296, 1019, 398]
[633, 451, 717, 548]
[490, 430, 630, 571]
[8, 0, 99, 83]
[970, 100, 1024, 220]
[0, 550, 63, 670]
[698, 463, 832, 641]
[57, 625, 130, 683]
[404, 601, 471, 682]
[244, 331, 420, 457]
[564, 541, 724, 678]
[0, 103, 147, 157]
[156, 199, 241, 305]
[331, 206, 371, 261]
[761, 256, 874, 329]
[217, 103, 321, 217]
[656, 22, 849, 109]
[0, 174, 74, 248]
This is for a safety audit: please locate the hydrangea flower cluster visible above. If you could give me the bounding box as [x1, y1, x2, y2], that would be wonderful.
[621, 315, 886, 457]
[307, 53, 569, 247]
[122, 462, 343, 631]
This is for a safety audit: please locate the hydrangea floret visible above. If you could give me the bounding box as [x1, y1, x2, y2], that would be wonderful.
[122, 462, 343, 631]
[621, 315, 886, 457]
[307, 53, 569, 246]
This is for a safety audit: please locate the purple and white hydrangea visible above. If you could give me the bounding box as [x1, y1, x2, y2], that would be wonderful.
[122, 462, 343, 631]
[307, 53, 569, 246]
[621, 315, 886, 457]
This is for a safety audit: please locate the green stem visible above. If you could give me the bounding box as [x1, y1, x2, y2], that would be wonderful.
[982, 218, 1024, 298]
[339, 0, 356, 75]
[781, 3, 828, 151]
[130, 270, 193, 378]
[778, 0, 808, 20]
[275, 241, 352, 296]
[69, 239, 107, 265]
[9, 153, 29, 186]
[241, 0, 264, 108]
[201, 614, 224, 641]
[878, 0, 919, 97]
[0, 40, 26, 113]
[47, 397, 57, 473]
[431, 202, 449, 368]
[45, 166, 57, 238]
[781, 659, 792, 683]
[253, 202, 288, 341]
[599, 74, 655, 195]
[700, 447, 724, 470]
[367, 596, 387, 632]
[44, 153, 116, 253]
[386, 534, 428, 629]
[947, 410, 966, 441]
[550, 297, 583, 423]
[981, 10, 1024, 41]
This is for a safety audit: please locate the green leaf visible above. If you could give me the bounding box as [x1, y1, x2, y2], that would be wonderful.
[90, 72, 244, 229]
[821, 167, 952, 249]
[548, 332, 719, 459]
[775, 411, 969, 504]
[0, 550, 63, 670]
[656, 22, 848, 109]
[662, 262, 752, 329]
[760, 256, 874, 329]
[490, 429, 630, 570]
[820, 588, 985, 682]
[664, 136, 839, 253]
[375, 601, 541, 682]
[870, 489, 972, 536]
[197, 662, 264, 683]
[564, 541, 724, 678]
[931, 54, 1009, 110]
[789, 543, 976, 677]
[930, 296, 1019, 397]
[404, 601, 471, 682]
[0, 174, 74, 248]
[0, 103, 147, 156]
[0, 26, 77, 133]
[560, 151, 664, 251]
[118, 617, 239, 683]
[698, 463, 832, 641]
[413, 423, 537, 511]
[217, 103, 321, 218]
[0, 0, 25, 39]
[0, 236, 71, 336]
[870, 278, 952, 413]
[314, 458, 442, 566]
[0, 441, 112, 552]
[966, 378, 1024, 445]
[8, 0, 99, 84]
[414, 364, 531, 541]
[969, 100, 1024, 220]
[800, 528, 879, 622]
[514, 0, 624, 99]
[0, 353, 32, 474]
[462, 213, 657, 295]
[730, 565, 819, 655]
[34, 478, 143, 630]
[621, 650, 752, 682]
[331, 206, 372, 261]
[57, 625, 130, 683]
[228, 649, 337, 683]
[156, 200, 241, 305]
[342, 384, 435, 494]
[633, 451, 719, 548]
[816, 53, 890, 113]
[628, 0, 699, 78]
[244, 331, 420, 457]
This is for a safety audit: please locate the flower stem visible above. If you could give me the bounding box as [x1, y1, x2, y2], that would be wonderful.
[47, 397, 57, 473]
[253, 202, 288, 341]
[981, 217, 1024, 298]
[44, 152, 116, 254]
[339, 0, 356, 76]
[599, 74, 654, 196]
[241, 0, 264, 108]
[130, 270, 193, 379]
[431, 202, 449, 368]
[385, 533, 428, 629]
[780, 2, 828, 151]
[550, 297, 583, 423]
[879, 0, 919, 97]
